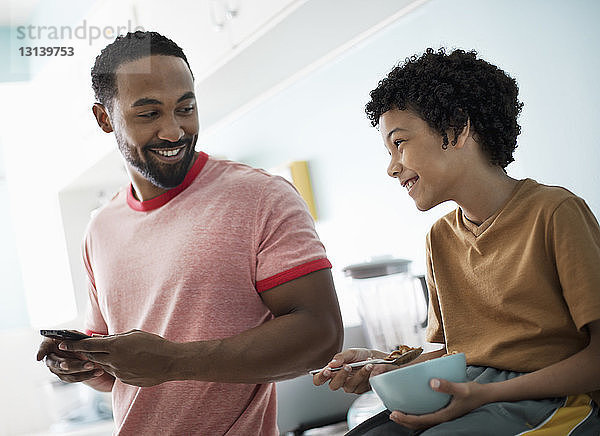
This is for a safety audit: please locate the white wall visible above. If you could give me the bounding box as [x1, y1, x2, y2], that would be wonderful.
[0, 142, 29, 329]
[201, 0, 600, 287]
[2, 0, 600, 433]
[0, 0, 426, 331]
[0, 329, 56, 435]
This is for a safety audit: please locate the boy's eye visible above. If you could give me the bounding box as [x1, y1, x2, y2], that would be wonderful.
[393, 139, 405, 148]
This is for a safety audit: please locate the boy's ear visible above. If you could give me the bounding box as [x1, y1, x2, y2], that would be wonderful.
[451, 118, 471, 150]
[92, 103, 114, 133]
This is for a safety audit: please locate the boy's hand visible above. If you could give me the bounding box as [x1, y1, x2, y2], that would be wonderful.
[389, 378, 489, 430]
[312, 348, 393, 394]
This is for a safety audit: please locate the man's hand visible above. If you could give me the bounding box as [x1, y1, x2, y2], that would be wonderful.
[312, 348, 393, 394]
[58, 329, 177, 387]
[36, 337, 105, 383]
[389, 378, 490, 430]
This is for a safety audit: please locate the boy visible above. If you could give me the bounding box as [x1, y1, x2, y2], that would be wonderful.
[313, 48, 600, 435]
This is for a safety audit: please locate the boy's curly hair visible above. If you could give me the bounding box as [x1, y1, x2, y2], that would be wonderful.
[365, 48, 523, 168]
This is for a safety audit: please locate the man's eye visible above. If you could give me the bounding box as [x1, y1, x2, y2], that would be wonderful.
[178, 106, 195, 114]
[394, 139, 405, 148]
[138, 111, 158, 118]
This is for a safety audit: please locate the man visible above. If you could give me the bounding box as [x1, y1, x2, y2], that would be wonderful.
[37, 31, 343, 435]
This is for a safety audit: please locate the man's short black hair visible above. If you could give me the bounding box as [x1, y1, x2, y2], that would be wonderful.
[365, 48, 523, 168]
[91, 30, 193, 111]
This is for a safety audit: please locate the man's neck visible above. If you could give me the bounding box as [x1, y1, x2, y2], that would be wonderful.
[129, 151, 199, 202]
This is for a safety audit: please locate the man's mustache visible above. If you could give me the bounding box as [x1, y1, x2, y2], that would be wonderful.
[145, 137, 194, 150]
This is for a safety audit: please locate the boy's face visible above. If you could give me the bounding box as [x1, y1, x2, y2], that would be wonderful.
[109, 55, 199, 189]
[379, 108, 457, 211]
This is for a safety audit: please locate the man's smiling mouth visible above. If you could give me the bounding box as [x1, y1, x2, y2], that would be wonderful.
[148, 145, 187, 160]
[153, 147, 183, 157]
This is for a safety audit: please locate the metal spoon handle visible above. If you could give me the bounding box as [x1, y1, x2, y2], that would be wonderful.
[308, 348, 422, 375]
[308, 359, 388, 375]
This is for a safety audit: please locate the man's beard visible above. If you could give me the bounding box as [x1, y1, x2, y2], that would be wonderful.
[116, 134, 197, 190]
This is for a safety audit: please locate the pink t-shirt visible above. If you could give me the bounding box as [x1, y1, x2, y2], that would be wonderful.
[83, 152, 331, 435]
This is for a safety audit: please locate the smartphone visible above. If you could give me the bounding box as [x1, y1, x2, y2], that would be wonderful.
[40, 329, 91, 340]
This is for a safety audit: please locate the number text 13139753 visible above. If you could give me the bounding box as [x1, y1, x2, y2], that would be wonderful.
[19, 46, 74, 56]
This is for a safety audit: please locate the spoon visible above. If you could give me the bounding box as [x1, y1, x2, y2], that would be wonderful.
[309, 347, 423, 375]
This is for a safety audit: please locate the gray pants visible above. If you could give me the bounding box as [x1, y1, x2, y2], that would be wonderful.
[346, 366, 600, 436]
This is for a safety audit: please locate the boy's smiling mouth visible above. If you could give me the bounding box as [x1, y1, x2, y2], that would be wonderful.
[402, 175, 419, 192]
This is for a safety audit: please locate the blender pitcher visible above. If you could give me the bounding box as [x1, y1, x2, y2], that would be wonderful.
[342, 257, 428, 352]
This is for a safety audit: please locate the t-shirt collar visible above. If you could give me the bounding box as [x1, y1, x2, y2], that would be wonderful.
[459, 178, 528, 237]
[127, 151, 208, 212]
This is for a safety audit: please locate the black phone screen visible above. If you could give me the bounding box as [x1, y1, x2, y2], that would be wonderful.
[40, 329, 91, 340]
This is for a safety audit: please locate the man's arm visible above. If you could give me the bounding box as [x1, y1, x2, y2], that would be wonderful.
[60, 268, 344, 386]
[390, 319, 600, 429]
[177, 268, 344, 383]
[83, 372, 116, 392]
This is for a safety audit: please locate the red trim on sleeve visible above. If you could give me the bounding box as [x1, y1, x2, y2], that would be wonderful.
[255, 258, 332, 293]
[84, 329, 107, 337]
[127, 152, 209, 212]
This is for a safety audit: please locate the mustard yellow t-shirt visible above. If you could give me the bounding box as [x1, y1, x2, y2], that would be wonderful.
[426, 178, 600, 376]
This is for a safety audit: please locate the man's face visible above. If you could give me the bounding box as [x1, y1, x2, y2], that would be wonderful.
[110, 55, 199, 190]
[379, 108, 457, 211]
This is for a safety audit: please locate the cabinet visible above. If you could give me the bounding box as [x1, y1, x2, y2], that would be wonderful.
[130, 0, 302, 80]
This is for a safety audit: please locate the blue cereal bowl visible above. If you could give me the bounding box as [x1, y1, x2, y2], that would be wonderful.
[369, 352, 467, 415]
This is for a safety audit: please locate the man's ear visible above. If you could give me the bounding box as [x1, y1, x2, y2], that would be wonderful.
[92, 103, 114, 133]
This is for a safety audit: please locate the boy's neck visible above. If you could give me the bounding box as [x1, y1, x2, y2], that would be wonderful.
[456, 167, 519, 226]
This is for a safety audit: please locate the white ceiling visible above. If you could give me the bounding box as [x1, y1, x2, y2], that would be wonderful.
[0, 0, 42, 26]
[196, 0, 426, 133]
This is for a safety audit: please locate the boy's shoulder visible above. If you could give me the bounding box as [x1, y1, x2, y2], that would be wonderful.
[512, 178, 587, 221]
[518, 178, 579, 204]
[429, 178, 581, 236]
